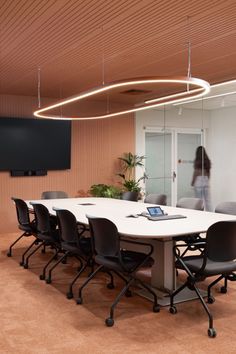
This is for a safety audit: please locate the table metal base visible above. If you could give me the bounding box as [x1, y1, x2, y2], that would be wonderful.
[137, 285, 207, 306]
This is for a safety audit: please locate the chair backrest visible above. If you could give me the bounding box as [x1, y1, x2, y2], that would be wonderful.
[11, 197, 30, 226]
[176, 197, 204, 210]
[206, 221, 236, 262]
[87, 216, 119, 257]
[54, 209, 79, 243]
[30, 203, 53, 234]
[41, 191, 68, 199]
[215, 201, 236, 215]
[121, 191, 139, 201]
[144, 193, 167, 205]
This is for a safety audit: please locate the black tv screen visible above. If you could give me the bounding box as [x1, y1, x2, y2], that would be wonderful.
[0, 117, 71, 172]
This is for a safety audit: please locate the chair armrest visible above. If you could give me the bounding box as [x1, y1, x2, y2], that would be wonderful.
[173, 242, 207, 278]
[120, 238, 153, 257]
[119, 238, 154, 273]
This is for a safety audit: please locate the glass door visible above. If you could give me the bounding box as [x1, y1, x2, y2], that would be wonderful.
[144, 129, 203, 205]
[145, 130, 173, 205]
[176, 132, 202, 204]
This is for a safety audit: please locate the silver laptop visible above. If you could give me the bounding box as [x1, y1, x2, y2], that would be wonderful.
[146, 206, 186, 221]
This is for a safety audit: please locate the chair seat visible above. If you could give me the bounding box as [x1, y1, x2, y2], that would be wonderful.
[19, 222, 36, 234]
[95, 250, 153, 273]
[177, 256, 236, 276]
[61, 237, 91, 256]
[37, 230, 60, 244]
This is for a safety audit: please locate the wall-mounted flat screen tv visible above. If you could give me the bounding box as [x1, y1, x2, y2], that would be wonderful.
[0, 117, 71, 174]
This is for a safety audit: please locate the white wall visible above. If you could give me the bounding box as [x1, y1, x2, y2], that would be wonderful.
[135, 106, 236, 210]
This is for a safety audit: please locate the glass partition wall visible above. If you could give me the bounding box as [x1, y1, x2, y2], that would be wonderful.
[144, 126, 203, 206]
[137, 85, 236, 211]
[136, 97, 212, 209]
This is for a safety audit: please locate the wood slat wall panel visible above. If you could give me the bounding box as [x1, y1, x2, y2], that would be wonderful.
[0, 95, 134, 233]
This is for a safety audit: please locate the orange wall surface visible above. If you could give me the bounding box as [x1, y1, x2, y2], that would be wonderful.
[0, 95, 135, 233]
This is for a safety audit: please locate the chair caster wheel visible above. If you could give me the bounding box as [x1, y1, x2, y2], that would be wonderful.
[19, 261, 24, 266]
[76, 298, 83, 305]
[7, 252, 12, 257]
[107, 283, 115, 289]
[220, 286, 227, 294]
[125, 289, 132, 297]
[46, 278, 51, 284]
[24, 264, 28, 269]
[153, 305, 160, 313]
[207, 296, 215, 304]
[208, 327, 217, 338]
[169, 306, 177, 314]
[105, 318, 114, 327]
[39, 274, 45, 280]
[66, 292, 73, 299]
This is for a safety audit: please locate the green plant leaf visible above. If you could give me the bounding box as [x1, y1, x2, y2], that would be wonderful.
[117, 152, 147, 192]
[90, 184, 121, 198]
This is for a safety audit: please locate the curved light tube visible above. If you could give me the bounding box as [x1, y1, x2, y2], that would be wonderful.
[33, 76, 210, 120]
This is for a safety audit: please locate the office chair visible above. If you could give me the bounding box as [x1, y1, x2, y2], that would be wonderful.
[215, 201, 236, 293]
[46, 208, 93, 299]
[175, 197, 205, 255]
[215, 201, 236, 215]
[23, 203, 60, 272]
[76, 216, 160, 327]
[121, 191, 139, 201]
[169, 220, 236, 338]
[144, 193, 167, 205]
[7, 198, 37, 266]
[176, 197, 204, 210]
[41, 191, 68, 199]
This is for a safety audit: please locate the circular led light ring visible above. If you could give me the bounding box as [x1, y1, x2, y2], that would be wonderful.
[33, 76, 210, 120]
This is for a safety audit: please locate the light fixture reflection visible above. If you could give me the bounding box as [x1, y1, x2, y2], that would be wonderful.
[33, 76, 210, 120]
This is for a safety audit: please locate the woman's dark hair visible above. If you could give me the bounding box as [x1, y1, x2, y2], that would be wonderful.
[194, 146, 211, 173]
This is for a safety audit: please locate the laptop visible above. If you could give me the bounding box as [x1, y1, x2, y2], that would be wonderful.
[146, 206, 186, 221]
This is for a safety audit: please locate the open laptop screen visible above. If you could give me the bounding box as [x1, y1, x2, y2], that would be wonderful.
[147, 206, 164, 217]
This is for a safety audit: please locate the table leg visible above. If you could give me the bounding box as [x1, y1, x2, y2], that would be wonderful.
[137, 238, 175, 306]
[137, 238, 207, 306]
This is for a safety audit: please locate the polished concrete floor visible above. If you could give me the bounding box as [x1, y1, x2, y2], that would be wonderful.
[1, 233, 236, 353]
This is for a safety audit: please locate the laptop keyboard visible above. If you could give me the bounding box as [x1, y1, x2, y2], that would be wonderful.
[147, 214, 186, 221]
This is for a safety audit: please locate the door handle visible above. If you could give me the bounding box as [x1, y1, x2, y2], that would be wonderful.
[172, 171, 176, 182]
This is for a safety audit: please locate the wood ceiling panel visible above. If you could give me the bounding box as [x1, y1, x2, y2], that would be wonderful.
[0, 0, 236, 99]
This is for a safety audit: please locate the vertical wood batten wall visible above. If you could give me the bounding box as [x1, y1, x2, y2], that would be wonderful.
[0, 95, 135, 233]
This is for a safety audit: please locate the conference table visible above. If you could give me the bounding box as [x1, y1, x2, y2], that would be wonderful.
[27, 197, 236, 305]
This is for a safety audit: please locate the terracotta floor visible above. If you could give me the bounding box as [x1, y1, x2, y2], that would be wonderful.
[1, 233, 236, 353]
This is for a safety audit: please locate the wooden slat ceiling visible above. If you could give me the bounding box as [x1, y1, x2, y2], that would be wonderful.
[1, 0, 236, 101]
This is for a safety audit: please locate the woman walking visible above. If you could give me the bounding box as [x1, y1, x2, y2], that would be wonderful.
[191, 146, 212, 211]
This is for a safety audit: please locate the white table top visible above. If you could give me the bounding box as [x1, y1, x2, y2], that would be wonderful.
[26, 197, 236, 239]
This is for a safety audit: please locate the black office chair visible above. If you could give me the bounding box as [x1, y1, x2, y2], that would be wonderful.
[23, 203, 60, 273]
[41, 191, 68, 199]
[46, 208, 93, 299]
[215, 201, 236, 293]
[7, 197, 37, 266]
[169, 220, 236, 338]
[144, 193, 167, 205]
[76, 216, 160, 327]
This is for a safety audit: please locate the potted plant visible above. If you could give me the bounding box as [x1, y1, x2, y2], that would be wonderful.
[89, 184, 121, 199]
[118, 152, 147, 201]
